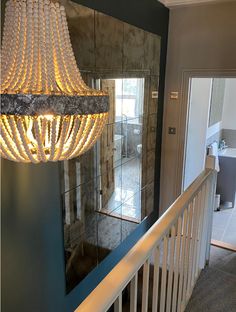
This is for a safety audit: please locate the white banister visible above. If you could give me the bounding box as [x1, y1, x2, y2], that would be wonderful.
[75, 168, 217, 312]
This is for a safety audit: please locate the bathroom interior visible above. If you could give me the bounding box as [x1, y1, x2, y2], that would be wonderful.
[59, 2, 161, 293]
[184, 77, 236, 249]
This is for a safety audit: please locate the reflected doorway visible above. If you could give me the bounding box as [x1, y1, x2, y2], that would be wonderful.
[99, 78, 144, 223]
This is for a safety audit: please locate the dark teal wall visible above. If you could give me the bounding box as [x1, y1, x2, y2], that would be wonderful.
[1, 160, 65, 311]
[1, 1, 169, 311]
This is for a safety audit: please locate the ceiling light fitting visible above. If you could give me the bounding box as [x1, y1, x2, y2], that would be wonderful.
[0, 0, 109, 163]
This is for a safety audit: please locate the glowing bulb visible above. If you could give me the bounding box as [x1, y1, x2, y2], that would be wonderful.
[43, 114, 54, 121]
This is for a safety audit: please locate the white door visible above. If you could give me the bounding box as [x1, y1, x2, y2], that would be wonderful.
[183, 78, 212, 190]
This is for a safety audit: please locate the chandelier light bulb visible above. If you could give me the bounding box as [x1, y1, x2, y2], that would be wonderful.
[0, 0, 109, 163]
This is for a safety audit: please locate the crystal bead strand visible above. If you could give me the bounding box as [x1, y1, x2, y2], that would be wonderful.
[69, 116, 94, 158]
[34, 118, 47, 162]
[62, 117, 86, 158]
[54, 118, 70, 161]
[11, 1, 27, 92]
[20, 0, 31, 92]
[79, 118, 100, 155]
[1, 1, 14, 82]
[59, 5, 91, 94]
[8, 0, 24, 92]
[7, 116, 28, 160]
[39, 0, 49, 93]
[55, 4, 76, 94]
[50, 2, 67, 94]
[61, 117, 81, 158]
[44, 0, 57, 93]
[48, 117, 59, 160]
[35, 0, 43, 93]
[17, 117, 39, 163]
[59, 5, 87, 94]
[0, 117, 23, 162]
[25, 0, 35, 92]
[84, 114, 107, 152]
[1, 0, 21, 91]
[29, 0, 40, 94]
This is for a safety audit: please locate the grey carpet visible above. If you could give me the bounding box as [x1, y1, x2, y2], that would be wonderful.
[185, 246, 236, 312]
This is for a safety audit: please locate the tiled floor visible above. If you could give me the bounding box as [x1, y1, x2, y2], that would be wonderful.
[101, 157, 142, 222]
[212, 199, 236, 246]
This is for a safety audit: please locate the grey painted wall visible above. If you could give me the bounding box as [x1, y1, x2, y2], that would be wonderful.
[160, 1, 236, 211]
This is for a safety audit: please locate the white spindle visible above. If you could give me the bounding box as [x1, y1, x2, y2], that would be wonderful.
[142, 258, 150, 312]
[181, 202, 193, 311]
[195, 184, 206, 274]
[160, 235, 168, 312]
[177, 208, 188, 312]
[172, 217, 182, 312]
[114, 294, 122, 312]
[205, 173, 217, 263]
[186, 197, 197, 300]
[152, 247, 160, 312]
[130, 274, 138, 312]
[166, 225, 176, 312]
[191, 191, 201, 288]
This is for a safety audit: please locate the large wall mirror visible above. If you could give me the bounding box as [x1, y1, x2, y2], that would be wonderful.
[60, 1, 161, 293]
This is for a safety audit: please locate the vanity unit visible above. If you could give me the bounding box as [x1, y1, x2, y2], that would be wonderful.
[217, 148, 236, 208]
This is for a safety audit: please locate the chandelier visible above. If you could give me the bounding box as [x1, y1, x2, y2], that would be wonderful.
[0, 0, 109, 163]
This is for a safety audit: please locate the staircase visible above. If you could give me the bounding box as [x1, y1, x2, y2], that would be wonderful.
[75, 165, 217, 312]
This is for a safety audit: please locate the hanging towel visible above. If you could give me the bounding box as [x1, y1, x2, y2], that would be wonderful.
[208, 142, 220, 172]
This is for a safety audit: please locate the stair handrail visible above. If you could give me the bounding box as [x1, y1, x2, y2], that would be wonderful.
[76, 167, 216, 312]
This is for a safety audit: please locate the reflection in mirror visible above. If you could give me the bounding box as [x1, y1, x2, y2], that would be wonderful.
[60, 2, 161, 293]
[209, 78, 226, 127]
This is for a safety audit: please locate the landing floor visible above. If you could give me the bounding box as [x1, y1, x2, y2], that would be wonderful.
[185, 246, 236, 312]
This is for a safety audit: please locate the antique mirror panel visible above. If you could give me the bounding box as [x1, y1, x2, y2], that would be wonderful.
[60, 2, 161, 293]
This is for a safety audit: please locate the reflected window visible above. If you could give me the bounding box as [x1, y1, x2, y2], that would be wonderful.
[115, 78, 144, 120]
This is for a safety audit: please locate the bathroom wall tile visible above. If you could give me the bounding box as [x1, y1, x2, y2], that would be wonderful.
[222, 129, 236, 148]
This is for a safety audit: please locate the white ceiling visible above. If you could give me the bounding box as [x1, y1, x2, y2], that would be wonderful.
[159, 0, 231, 8]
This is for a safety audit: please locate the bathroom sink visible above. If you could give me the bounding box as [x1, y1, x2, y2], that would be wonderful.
[219, 148, 236, 158]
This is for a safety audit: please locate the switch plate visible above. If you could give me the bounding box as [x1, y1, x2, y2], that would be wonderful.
[168, 127, 176, 135]
[152, 91, 158, 99]
[170, 92, 179, 99]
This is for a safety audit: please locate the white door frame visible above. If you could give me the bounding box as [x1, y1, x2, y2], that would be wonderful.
[177, 69, 236, 193]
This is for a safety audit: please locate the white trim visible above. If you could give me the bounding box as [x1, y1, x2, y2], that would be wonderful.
[159, 0, 233, 8]
[207, 121, 222, 139]
[178, 69, 236, 194]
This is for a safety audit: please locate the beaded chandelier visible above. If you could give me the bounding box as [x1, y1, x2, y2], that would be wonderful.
[0, 0, 109, 163]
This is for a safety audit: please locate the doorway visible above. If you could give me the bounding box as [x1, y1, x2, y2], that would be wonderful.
[184, 77, 236, 249]
[99, 78, 144, 223]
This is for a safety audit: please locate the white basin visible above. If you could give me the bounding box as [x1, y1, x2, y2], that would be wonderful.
[219, 148, 236, 158]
